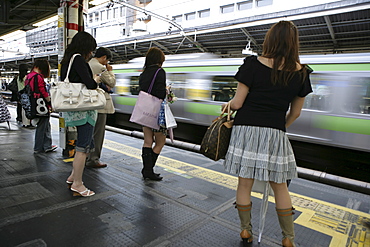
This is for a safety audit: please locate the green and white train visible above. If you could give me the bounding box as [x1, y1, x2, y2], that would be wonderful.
[111, 53, 370, 153]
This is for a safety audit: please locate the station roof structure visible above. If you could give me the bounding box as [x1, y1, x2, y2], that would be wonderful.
[0, 0, 60, 36]
[0, 0, 369, 71]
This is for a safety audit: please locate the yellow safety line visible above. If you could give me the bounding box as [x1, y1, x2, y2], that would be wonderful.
[102, 139, 369, 247]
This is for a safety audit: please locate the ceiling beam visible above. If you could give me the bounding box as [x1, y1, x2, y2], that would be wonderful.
[324, 15, 338, 47]
[151, 40, 174, 54]
[240, 27, 261, 50]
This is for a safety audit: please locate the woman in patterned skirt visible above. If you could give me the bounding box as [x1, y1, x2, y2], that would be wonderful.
[223, 21, 313, 247]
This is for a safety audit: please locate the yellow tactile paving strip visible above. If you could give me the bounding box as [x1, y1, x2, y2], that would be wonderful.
[102, 139, 369, 247]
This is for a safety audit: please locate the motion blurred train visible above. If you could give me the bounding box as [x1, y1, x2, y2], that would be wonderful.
[111, 52, 370, 153]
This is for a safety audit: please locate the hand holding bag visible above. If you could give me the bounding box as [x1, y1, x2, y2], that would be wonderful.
[50, 54, 106, 112]
[130, 68, 163, 130]
[200, 102, 234, 161]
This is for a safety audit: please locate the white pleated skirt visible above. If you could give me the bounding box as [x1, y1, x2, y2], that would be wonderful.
[223, 125, 298, 183]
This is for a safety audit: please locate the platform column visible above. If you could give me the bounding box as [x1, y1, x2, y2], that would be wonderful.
[57, 0, 88, 157]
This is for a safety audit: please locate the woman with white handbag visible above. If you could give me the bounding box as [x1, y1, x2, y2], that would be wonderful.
[61, 31, 99, 197]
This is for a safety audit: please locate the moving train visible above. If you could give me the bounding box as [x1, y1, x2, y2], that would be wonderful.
[111, 52, 370, 153]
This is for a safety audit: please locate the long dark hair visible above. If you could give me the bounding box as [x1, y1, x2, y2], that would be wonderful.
[18, 64, 28, 79]
[61, 31, 97, 64]
[262, 21, 306, 85]
[32, 59, 50, 78]
[144, 47, 165, 70]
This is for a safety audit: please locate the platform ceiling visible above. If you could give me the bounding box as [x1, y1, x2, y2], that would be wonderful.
[0, 0, 369, 71]
[0, 0, 61, 37]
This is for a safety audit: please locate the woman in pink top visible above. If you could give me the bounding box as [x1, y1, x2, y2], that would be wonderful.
[25, 59, 57, 154]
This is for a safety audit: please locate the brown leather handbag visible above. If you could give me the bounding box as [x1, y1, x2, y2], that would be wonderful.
[200, 102, 234, 161]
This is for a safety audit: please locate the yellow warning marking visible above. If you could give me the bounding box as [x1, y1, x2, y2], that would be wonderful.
[103, 139, 370, 247]
[63, 158, 74, 163]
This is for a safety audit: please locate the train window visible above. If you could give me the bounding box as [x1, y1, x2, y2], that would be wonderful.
[130, 76, 140, 95]
[212, 76, 237, 102]
[303, 74, 332, 111]
[166, 74, 186, 98]
[343, 78, 370, 114]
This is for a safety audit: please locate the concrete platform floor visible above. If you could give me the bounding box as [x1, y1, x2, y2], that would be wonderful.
[0, 106, 370, 247]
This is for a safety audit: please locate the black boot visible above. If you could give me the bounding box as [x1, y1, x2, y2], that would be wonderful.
[142, 147, 163, 181]
[151, 150, 160, 176]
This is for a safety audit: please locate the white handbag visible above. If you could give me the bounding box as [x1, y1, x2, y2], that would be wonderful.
[50, 54, 106, 112]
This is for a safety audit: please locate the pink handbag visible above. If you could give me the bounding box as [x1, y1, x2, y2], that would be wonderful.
[130, 68, 163, 129]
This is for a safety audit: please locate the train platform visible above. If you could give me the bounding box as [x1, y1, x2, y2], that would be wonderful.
[1, 105, 370, 247]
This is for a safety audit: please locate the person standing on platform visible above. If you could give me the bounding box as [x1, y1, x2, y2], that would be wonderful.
[26, 59, 58, 154]
[61, 31, 99, 197]
[17, 64, 33, 127]
[139, 47, 167, 181]
[9, 64, 31, 127]
[222, 21, 313, 247]
[86, 47, 116, 168]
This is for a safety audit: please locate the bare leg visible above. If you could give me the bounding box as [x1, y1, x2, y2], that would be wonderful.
[152, 131, 166, 154]
[236, 177, 254, 205]
[68, 151, 93, 193]
[142, 127, 154, 148]
[269, 181, 292, 208]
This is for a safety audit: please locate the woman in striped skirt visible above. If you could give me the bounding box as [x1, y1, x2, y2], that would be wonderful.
[223, 21, 313, 247]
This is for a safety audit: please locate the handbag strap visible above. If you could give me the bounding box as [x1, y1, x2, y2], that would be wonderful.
[221, 101, 234, 121]
[147, 68, 161, 94]
[64, 53, 81, 83]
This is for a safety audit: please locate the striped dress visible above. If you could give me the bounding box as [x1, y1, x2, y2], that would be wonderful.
[223, 56, 313, 184]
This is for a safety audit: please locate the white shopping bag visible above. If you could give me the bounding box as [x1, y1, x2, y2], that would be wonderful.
[164, 103, 177, 129]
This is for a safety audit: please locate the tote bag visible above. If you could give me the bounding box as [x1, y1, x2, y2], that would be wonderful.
[50, 54, 106, 112]
[200, 102, 234, 161]
[130, 68, 163, 130]
[19, 74, 49, 119]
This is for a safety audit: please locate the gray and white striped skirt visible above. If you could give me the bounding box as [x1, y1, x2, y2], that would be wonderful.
[223, 125, 298, 183]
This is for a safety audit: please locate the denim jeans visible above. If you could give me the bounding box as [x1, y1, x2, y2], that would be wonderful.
[34, 116, 52, 152]
[76, 123, 95, 153]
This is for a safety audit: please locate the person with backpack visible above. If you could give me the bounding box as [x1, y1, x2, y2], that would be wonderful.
[25, 59, 57, 154]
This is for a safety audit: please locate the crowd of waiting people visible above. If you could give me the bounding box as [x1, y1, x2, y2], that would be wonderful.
[0, 21, 318, 247]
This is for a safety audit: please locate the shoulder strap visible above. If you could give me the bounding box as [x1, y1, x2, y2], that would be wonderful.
[64, 53, 81, 82]
[148, 68, 161, 93]
[29, 74, 40, 93]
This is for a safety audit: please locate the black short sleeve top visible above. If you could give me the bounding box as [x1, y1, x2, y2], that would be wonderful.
[233, 56, 313, 132]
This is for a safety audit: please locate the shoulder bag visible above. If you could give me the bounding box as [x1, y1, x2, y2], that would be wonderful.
[50, 54, 106, 112]
[200, 102, 234, 161]
[130, 68, 163, 130]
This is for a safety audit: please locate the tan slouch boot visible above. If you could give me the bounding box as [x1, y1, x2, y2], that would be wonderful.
[236, 203, 253, 245]
[276, 207, 296, 247]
